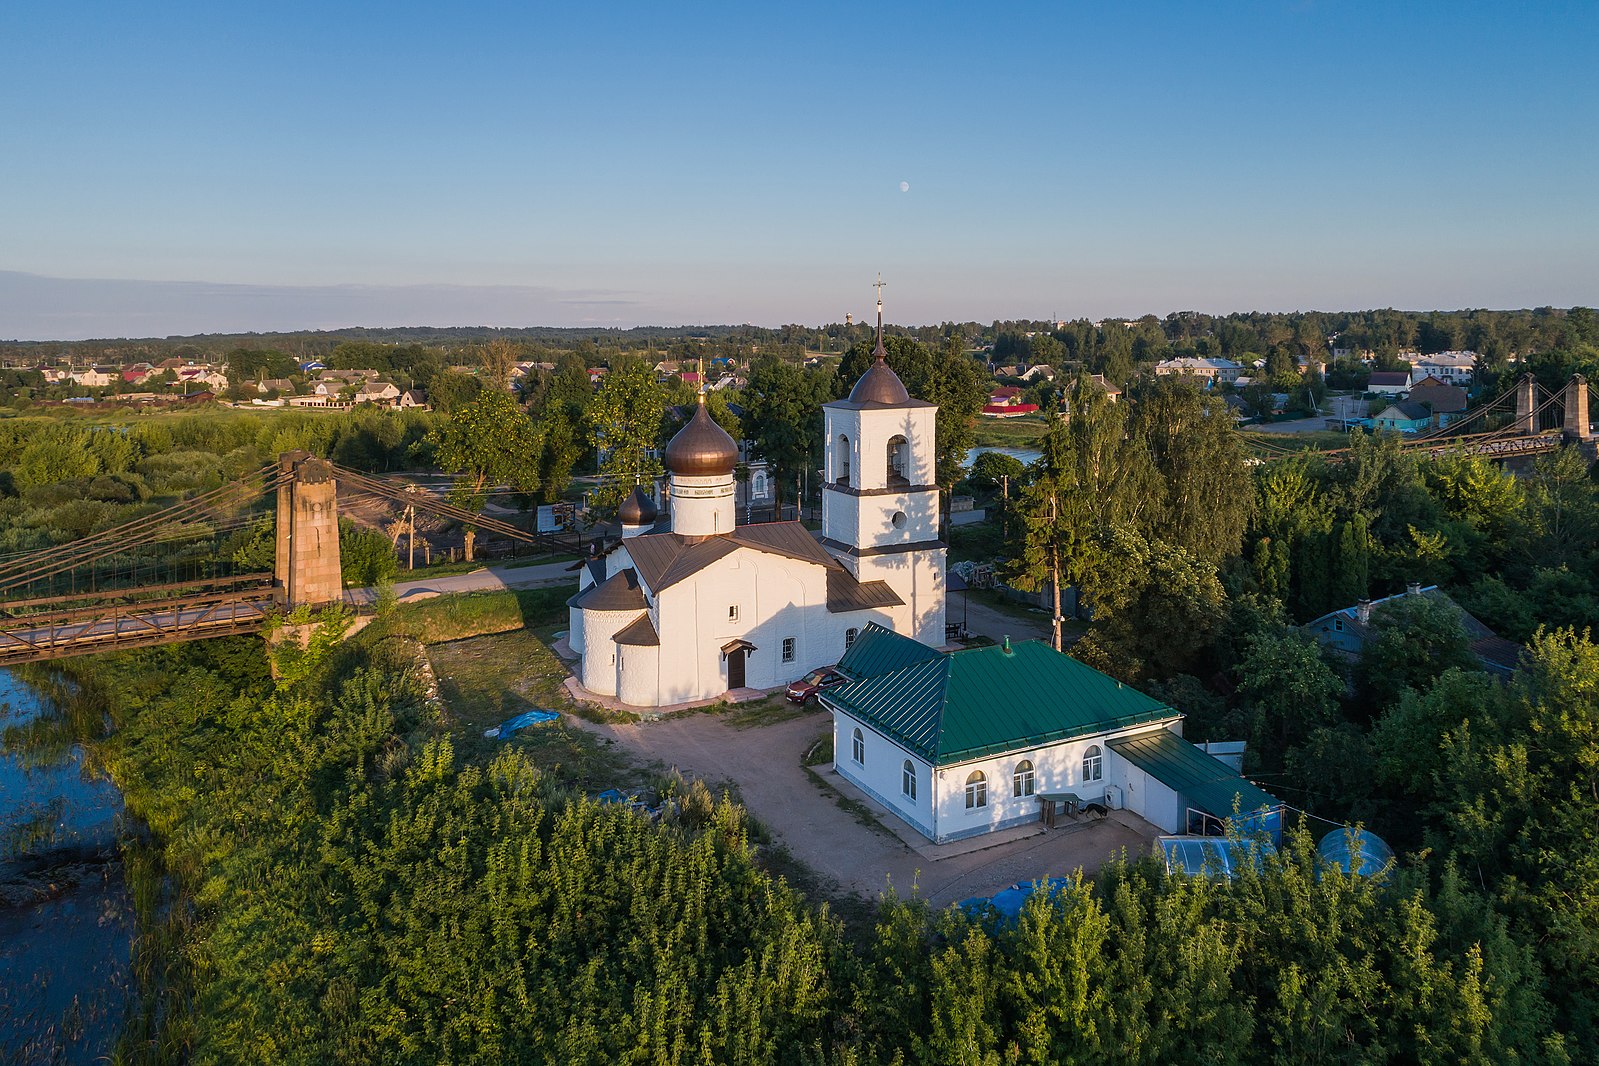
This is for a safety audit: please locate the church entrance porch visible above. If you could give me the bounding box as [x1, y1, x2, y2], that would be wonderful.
[721, 638, 756, 691]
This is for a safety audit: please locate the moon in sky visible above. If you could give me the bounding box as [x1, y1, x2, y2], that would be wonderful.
[899, 181, 910, 193]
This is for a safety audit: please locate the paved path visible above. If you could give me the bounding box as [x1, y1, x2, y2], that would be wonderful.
[568, 708, 1156, 906]
[349, 560, 579, 606]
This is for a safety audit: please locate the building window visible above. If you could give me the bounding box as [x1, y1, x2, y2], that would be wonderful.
[1083, 745, 1102, 783]
[845, 627, 859, 650]
[902, 759, 916, 801]
[1013, 759, 1035, 798]
[887, 434, 909, 486]
[965, 771, 988, 809]
[851, 728, 864, 765]
[782, 637, 795, 662]
[728, 605, 739, 621]
[753, 472, 767, 498]
[1333, 618, 1344, 632]
[837, 434, 851, 485]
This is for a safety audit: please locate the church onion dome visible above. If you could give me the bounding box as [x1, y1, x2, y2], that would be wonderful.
[665, 400, 738, 476]
[848, 340, 911, 405]
[618, 487, 658, 525]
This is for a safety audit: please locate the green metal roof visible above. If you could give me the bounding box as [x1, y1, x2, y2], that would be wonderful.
[1108, 729, 1281, 817]
[836, 621, 944, 680]
[825, 637, 1173, 765]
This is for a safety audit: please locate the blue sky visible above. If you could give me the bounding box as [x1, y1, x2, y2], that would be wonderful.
[2, 1, 1595, 339]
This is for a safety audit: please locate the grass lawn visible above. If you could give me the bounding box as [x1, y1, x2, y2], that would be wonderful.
[376, 584, 576, 644]
[1239, 429, 1350, 452]
[973, 415, 1049, 447]
[424, 625, 642, 792]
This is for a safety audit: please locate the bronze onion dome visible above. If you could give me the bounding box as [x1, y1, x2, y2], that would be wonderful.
[618, 486, 658, 525]
[664, 399, 738, 476]
[847, 339, 911, 405]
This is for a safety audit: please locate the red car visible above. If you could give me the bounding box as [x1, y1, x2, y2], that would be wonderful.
[785, 667, 850, 704]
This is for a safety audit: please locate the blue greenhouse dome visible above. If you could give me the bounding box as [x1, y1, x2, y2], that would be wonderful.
[1317, 828, 1395, 877]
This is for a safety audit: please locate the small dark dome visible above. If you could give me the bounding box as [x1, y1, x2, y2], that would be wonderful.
[618, 487, 657, 525]
[665, 401, 738, 476]
[848, 351, 911, 405]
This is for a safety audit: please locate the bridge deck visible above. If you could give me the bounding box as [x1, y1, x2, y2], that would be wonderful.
[0, 594, 276, 666]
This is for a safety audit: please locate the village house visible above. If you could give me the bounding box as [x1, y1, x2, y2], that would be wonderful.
[1367, 371, 1410, 397]
[354, 381, 402, 404]
[1372, 401, 1432, 434]
[67, 366, 117, 387]
[1304, 584, 1521, 678]
[822, 624, 1283, 844]
[1401, 350, 1476, 385]
[1153, 357, 1243, 385]
[983, 386, 1039, 417]
[1407, 378, 1468, 428]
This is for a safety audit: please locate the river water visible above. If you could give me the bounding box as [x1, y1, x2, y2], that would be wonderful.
[0, 668, 133, 1064]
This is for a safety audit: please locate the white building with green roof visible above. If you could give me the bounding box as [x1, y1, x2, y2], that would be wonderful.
[821, 624, 1283, 844]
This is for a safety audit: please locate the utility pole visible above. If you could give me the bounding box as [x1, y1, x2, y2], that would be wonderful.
[1049, 493, 1063, 653]
[1000, 473, 1010, 539]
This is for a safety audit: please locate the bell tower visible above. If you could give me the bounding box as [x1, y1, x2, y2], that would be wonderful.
[820, 278, 946, 645]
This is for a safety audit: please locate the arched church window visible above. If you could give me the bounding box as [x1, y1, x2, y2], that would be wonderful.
[837, 434, 851, 485]
[887, 434, 909, 486]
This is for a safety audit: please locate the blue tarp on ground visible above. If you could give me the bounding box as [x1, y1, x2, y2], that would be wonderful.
[484, 709, 560, 738]
[959, 877, 1073, 919]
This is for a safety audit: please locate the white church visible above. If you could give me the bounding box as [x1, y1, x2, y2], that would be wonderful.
[567, 301, 947, 708]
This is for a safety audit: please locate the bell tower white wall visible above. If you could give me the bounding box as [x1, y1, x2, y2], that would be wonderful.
[821, 396, 945, 646]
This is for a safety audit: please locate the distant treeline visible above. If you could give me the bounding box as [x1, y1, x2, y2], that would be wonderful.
[7, 306, 1595, 376]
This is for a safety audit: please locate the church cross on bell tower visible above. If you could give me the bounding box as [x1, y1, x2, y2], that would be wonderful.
[873, 273, 887, 357]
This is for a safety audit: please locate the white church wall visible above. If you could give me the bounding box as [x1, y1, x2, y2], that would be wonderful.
[829, 709, 935, 838]
[580, 608, 640, 696]
[567, 602, 587, 655]
[821, 489, 859, 546]
[617, 641, 661, 707]
[646, 550, 898, 705]
[854, 489, 941, 548]
[855, 547, 946, 648]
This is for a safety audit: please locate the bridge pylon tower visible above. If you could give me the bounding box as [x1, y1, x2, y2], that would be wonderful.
[1514, 374, 1539, 436]
[274, 451, 342, 608]
[1565, 374, 1593, 442]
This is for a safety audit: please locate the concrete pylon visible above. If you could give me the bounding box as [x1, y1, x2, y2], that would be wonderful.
[1566, 374, 1593, 441]
[274, 451, 343, 608]
[1514, 374, 1539, 436]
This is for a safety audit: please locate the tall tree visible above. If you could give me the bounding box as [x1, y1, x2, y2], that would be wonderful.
[585, 359, 666, 514]
[1131, 378, 1255, 565]
[740, 357, 833, 513]
[426, 390, 542, 558]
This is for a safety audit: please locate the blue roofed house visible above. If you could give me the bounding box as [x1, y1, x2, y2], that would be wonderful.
[820, 623, 1283, 844]
[1373, 400, 1433, 434]
[1304, 583, 1522, 679]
